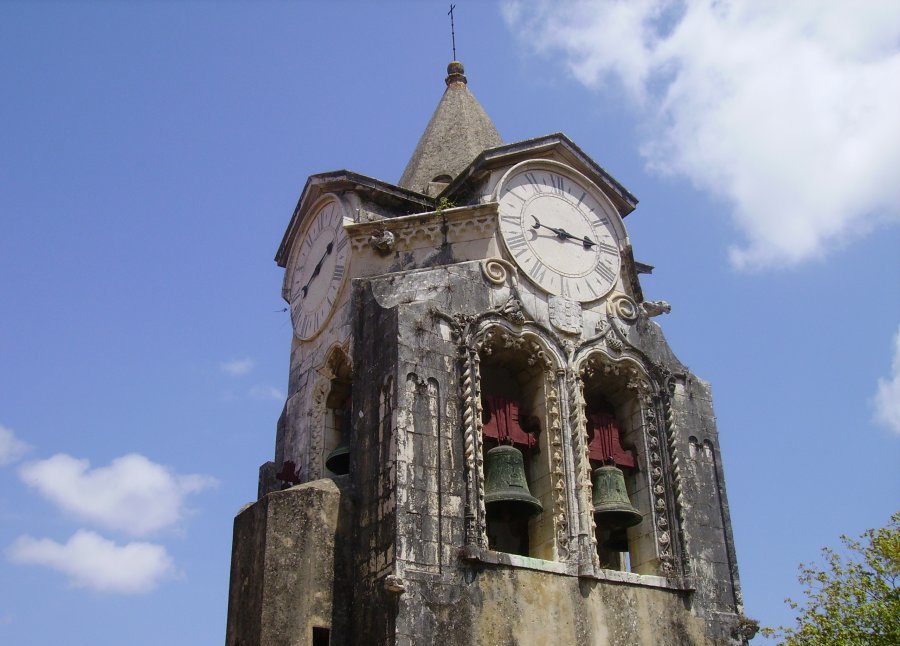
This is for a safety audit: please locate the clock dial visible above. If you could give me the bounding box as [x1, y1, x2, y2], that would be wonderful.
[498, 165, 623, 302]
[288, 199, 350, 340]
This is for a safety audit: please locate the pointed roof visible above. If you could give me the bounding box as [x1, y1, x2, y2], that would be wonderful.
[398, 61, 503, 196]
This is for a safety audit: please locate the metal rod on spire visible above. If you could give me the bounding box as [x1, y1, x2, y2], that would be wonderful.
[448, 4, 457, 61]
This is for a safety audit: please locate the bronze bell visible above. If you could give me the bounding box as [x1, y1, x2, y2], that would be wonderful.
[324, 440, 349, 475]
[604, 528, 630, 552]
[592, 464, 642, 530]
[325, 409, 352, 475]
[484, 445, 543, 517]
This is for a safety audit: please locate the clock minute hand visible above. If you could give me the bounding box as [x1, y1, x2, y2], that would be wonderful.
[300, 241, 334, 299]
[531, 215, 597, 248]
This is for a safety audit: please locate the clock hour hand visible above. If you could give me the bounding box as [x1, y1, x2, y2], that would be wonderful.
[299, 241, 334, 299]
[530, 216, 596, 248]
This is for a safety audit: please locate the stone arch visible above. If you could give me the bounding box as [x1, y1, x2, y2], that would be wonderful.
[573, 348, 661, 574]
[308, 343, 353, 480]
[468, 321, 569, 561]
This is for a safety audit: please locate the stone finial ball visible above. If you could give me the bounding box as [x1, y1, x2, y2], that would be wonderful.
[445, 61, 468, 86]
[447, 61, 465, 76]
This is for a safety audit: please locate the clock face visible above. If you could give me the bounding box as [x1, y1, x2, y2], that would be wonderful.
[497, 166, 623, 302]
[288, 199, 350, 340]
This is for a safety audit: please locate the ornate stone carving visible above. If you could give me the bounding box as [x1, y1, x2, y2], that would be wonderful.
[606, 335, 623, 353]
[460, 346, 484, 547]
[640, 300, 671, 318]
[368, 228, 395, 255]
[566, 368, 599, 570]
[481, 258, 515, 286]
[659, 377, 688, 578]
[548, 296, 582, 334]
[545, 374, 569, 560]
[606, 292, 639, 323]
[477, 327, 552, 371]
[577, 351, 683, 576]
[494, 296, 527, 325]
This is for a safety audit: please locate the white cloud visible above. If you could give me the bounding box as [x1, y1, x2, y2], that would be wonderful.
[7, 530, 175, 594]
[19, 453, 217, 537]
[0, 424, 30, 465]
[874, 325, 900, 434]
[503, 0, 900, 269]
[249, 384, 284, 401]
[221, 357, 255, 376]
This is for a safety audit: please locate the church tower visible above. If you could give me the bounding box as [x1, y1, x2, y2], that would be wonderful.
[226, 61, 755, 646]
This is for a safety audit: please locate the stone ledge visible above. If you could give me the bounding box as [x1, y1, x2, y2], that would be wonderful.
[458, 545, 573, 575]
[458, 545, 692, 591]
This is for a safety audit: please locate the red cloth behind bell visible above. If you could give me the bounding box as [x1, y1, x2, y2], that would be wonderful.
[586, 412, 635, 469]
[481, 394, 538, 450]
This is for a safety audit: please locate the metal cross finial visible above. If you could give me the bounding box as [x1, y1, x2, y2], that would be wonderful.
[448, 4, 457, 60]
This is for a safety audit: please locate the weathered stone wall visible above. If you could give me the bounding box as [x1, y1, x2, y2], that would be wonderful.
[348, 286, 402, 644]
[225, 478, 352, 646]
[395, 568, 714, 646]
[347, 262, 747, 645]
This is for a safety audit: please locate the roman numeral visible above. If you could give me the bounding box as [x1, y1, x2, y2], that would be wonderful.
[506, 190, 525, 204]
[548, 174, 565, 195]
[532, 261, 549, 283]
[332, 264, 345, 282]
[500, 215, 520, 226]
[335, 236, 348, 253]
[524, 172, 542, 193]
[576, 191, 587, 207]
[507, 232, 528, 255]
[595, 241, 618, 255]
[595, 260, 616, 284]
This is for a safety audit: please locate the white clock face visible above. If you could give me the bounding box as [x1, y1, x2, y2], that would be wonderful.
[288, 199, 350, 340]
[498, 166, 623, 302]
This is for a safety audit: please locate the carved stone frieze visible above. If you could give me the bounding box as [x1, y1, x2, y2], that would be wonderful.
[348, 206, 498, 253]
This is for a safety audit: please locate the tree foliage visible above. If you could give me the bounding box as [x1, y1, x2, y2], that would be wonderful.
[764, 512, 899, 645]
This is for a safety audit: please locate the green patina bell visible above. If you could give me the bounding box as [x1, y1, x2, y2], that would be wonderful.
[325, 409, 352, 475]
[592, 464, 642, 530]
[484, 445, 543, 517]
[324, 440, 349, 475]
[604, 528, 630, 553]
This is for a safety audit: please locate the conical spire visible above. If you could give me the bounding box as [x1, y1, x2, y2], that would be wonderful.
[398, 61, 503, 196]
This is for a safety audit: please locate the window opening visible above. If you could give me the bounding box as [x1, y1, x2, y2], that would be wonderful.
[322, 349, 353, 477]
[581, 386, 644, 572]
[479, 358, 549, 558]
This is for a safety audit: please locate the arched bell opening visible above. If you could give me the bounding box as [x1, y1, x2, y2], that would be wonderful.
[322, 348, 353, 477]
[477, 336, 556, 560]
[579, 355, 654, 574]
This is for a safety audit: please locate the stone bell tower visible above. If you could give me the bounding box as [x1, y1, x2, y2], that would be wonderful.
[225, 61, 755, 646]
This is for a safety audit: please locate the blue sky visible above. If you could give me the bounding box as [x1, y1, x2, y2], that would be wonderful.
[1, 1, 898, 644]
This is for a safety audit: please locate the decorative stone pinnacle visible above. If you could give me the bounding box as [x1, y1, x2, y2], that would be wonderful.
[446, 60, 467, 86]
